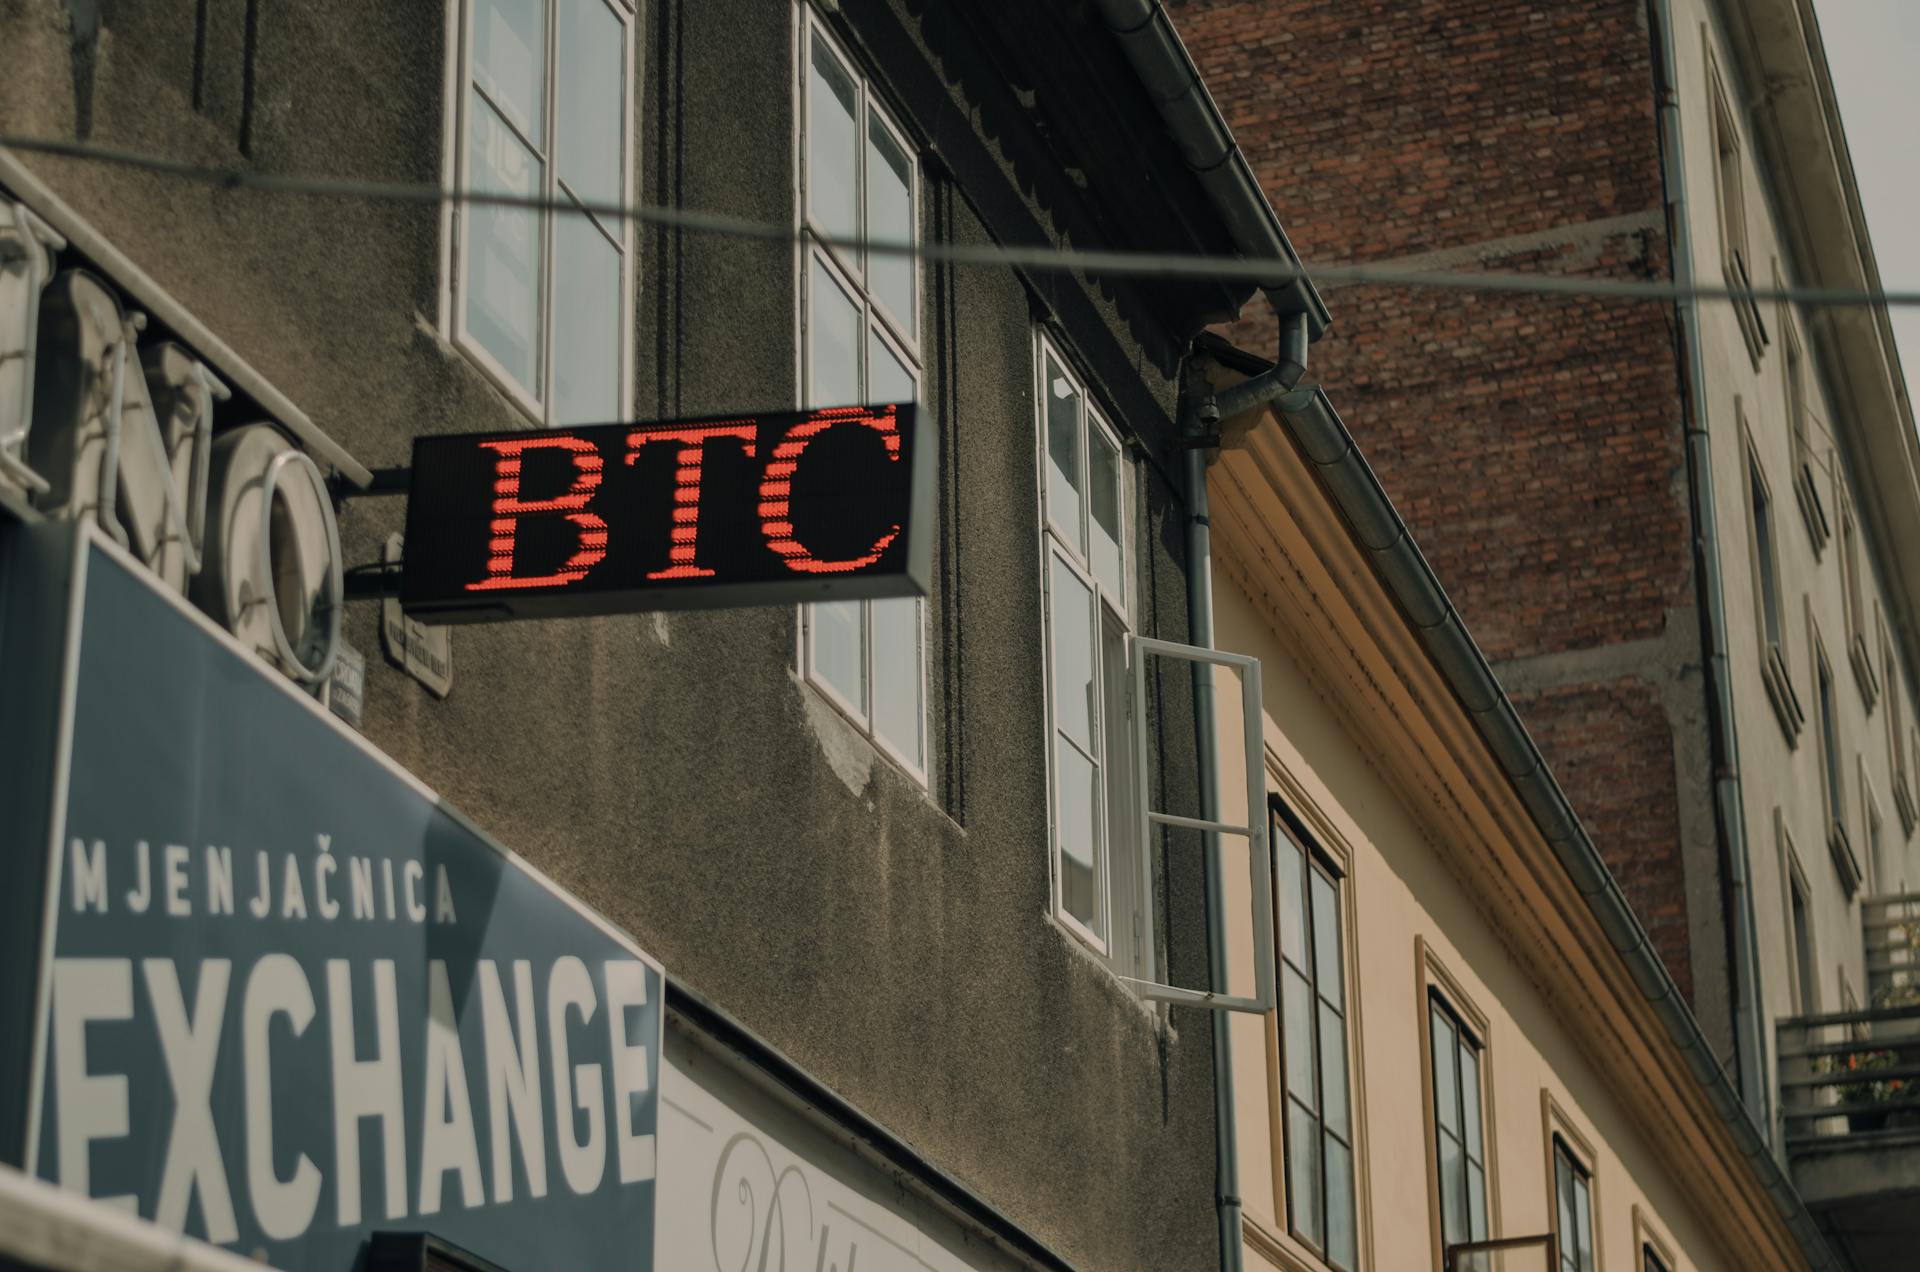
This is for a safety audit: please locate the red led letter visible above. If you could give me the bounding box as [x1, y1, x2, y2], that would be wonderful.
[624, 422, 758, 579]
[465, 435, 609, 591]
[759, 405, 902, 574]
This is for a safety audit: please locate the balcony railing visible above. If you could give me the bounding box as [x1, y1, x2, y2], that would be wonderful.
[1777, 1003, 1920, 1148]
[1864, 893, 1920, 1007]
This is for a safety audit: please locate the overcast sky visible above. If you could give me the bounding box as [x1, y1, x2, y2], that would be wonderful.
[1813, 0, 1919, 411]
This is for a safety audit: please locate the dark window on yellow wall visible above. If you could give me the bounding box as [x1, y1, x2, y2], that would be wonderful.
[1430, 993, 1489, 1255]
[1274, 805, 1357, 1270]
[1552, 1137, 1595, 1272]
[1642, 1244, 1673, 1272]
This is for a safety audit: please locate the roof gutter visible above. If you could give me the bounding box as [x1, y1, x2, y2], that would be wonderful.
[1212, 362, 1845, 1271]
[1091, 0, 1332, 343]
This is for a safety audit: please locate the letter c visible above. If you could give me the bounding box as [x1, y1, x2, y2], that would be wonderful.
[243, 954, 323, 1240]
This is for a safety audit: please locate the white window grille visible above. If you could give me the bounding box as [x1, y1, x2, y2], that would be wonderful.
[795, 7, 927, 782]
[448, 0, 635, 426]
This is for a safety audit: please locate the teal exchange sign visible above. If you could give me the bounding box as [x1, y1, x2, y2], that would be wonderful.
[0, 523, 663, 1271]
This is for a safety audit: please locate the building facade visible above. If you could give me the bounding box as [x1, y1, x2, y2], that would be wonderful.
[0, 1, 1324, 1269]
[1189, 345, 1842, 1272]
[1176, 1, 1920, 1262]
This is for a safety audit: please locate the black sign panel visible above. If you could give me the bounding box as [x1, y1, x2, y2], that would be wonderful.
[400, 404, 930, 623]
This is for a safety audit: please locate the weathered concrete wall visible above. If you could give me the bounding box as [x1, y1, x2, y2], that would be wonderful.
[0, 0, 1222, 1266]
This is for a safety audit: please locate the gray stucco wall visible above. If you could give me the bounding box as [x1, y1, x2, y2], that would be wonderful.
[0, 1, 1221, 1267]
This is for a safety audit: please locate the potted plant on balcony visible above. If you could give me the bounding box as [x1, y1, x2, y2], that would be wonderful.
[1820, 1046, 1899, 1132]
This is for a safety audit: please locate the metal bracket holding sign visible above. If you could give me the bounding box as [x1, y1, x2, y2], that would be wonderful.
[379, 534, 453, 697]
[398, 403, 932, 623]
[1127, 637, 1276, 1014]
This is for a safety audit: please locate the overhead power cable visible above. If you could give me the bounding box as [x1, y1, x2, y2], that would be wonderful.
[6, 134, 1920, 312]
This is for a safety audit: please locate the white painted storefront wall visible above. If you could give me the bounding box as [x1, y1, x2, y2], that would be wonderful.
[656, 1028, 1022, 1272]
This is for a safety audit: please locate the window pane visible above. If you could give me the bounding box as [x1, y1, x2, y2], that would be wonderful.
[1324, 1136, 1356, 1272]
[473, 0, 545, 141]
[1466, 1161, 1487, 1241]
[466, 93, 544, 397]
[1573, 1174, 1594, 1271]
[1283, 968, 1316, 1103]
[1287, 1100, 1323, 1250]
[1437, 1127, 1466, 1246]
[1460, 1044, 1484, 1161]
[1045, 356, 1084, 551]
[552, 209, 620, 425]
[871, 598, 922, 770]
[807, 255, 861, 408]
[1277, 832, 1308, 968]
[1056, 739, 1101, 935]
[866, 114, 914, 338]
[869, 327, 914, 405]
[1048, 556, 1096, 751]
[1089, 424, 1123, 599]
[811, 600, 866, 715]
[1310, 867, 1343, 1009]
[555, 0, 624, 211]
[807, 35, 859, 245]
[1556, 1156, 1577, 1256]
[1431, 1008, 1458, 1135]
[1318, 1004, 1349, 1135]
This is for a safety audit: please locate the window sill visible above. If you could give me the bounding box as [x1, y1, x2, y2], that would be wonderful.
[793, 670, 935, 802]
[1794, 464, 1831, 556]
[1851, 635, 1881, 711]
[1762, 647, 1806, 744]
[1829, 818, 1862, 898]
[1043, 911, 1168, 1029]
[1245, 1217, 1350, 1272]
[1726, 257, 1770, 367]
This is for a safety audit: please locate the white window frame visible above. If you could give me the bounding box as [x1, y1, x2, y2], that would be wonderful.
[1742, 416, 1801, 742]
[1035, 331, 1273, 1012]
[793, 5, 928, 786]
[1036, 332, 1135, 959]
[445, 0, 637, 426]
[1707, 53, 1767, 364]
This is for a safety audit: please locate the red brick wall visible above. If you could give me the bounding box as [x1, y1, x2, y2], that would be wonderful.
[1513, 680, 1695, 1000]
[1174, 0, 1709, 1002]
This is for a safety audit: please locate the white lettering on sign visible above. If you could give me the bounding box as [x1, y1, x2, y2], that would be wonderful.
[145, 958, 238, 1242]
[480, 959, 548, 1204]
[243, 954, 322, 1240]
[68, 836, 463, 927]
[51, 959, 137, 1211]
[45, 951, 656, 1244]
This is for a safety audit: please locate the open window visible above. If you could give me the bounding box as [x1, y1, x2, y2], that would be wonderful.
[1123, 637, 1276, 1014]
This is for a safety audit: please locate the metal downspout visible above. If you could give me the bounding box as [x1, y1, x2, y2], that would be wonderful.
[1647, 0, 1771, 1135]
[1184, 427, 1243, 1272]
[1183, 330, 1306, 1272]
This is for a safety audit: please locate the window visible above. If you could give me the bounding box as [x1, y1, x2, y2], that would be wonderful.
[1633, 1205, 1678, 1272]
[1274, 807, 1357, 1271]
[1551, 1138, 1595, 1272]
[1889, 632, 1916, 836]
[1429, 994, 1490, 1259]
[1787, 844, 1818, 1014]
[797, 11, 926, 780]
[1864, 771, 1886, 896]
[1813, 624, 1855, 878]
[1839, 501, 1877, 709]
[1744, 426, 1801, 740]
[450, 0, 634, 424]
[1708, 60, 1766, 362]
[1783, 321, 1829, 552]
[1039, 335, 1140, 969]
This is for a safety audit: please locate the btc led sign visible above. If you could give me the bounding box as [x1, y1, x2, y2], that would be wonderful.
[400, 404, 930, 622]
